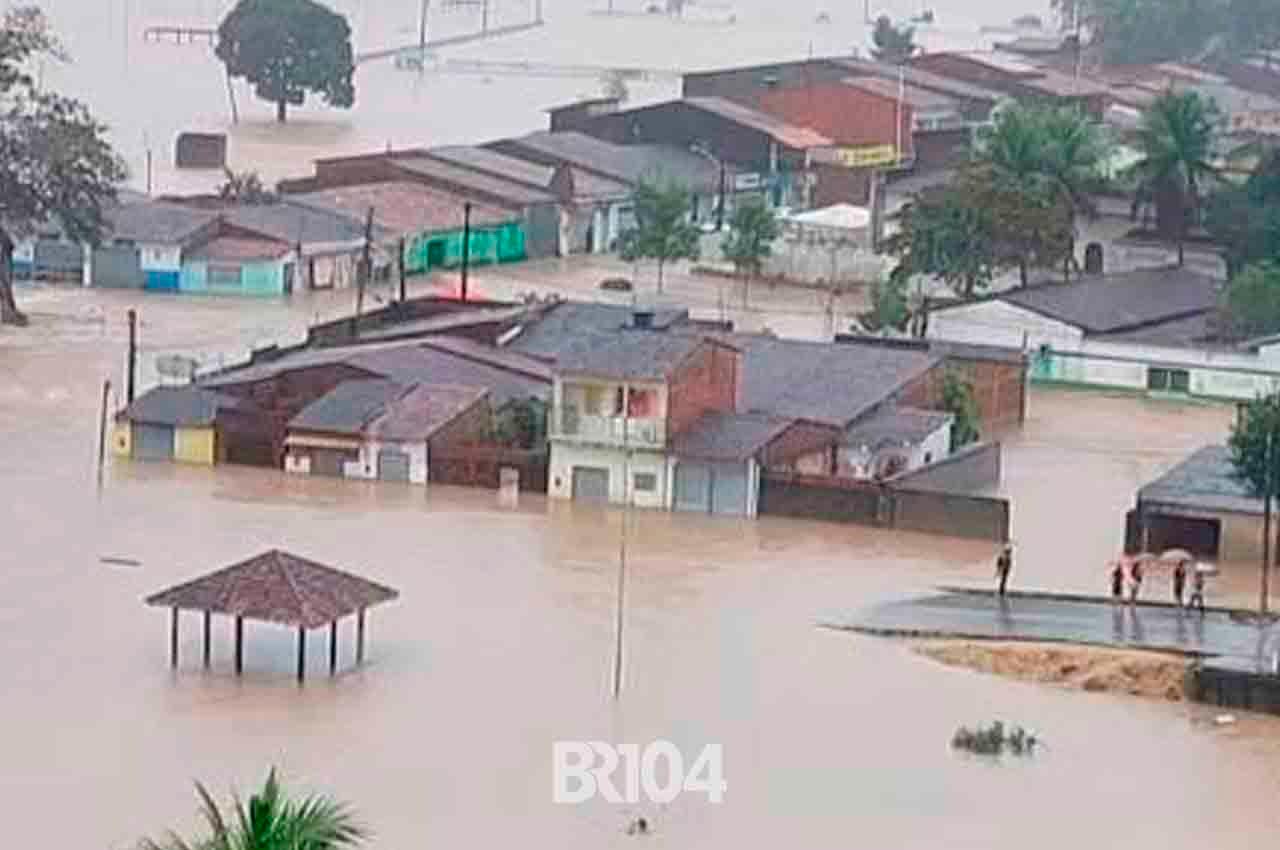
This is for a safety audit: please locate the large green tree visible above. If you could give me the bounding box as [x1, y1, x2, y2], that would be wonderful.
[721, 198, 779, 305]
[217, 0, 355, 124]
[0, 6, 126, 326]
[1219, 261, 1280, 339]
[1130, 89, 1221, 266]
[1228, 392, 1280, 613]
[139, 768, 366, 850]
[1206, 149, 1280, 276]
[618, 179, 701, 293]
[886, 181, 998, 298]
[870, 15, 917, 64]
[975, 103, 1108, 278]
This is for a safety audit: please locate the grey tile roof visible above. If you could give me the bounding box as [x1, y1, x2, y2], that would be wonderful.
[367, 383, 488, 441]
[681, 97, 834, 149]
[494, 132, 725, 193]
[505, 302, 690, 360]
[107, 200, 218, 245]
[224, 202, 370, 248]
[1138, 444, 1263, 516]
[836, 58, 1004, 103]
[552, 331, 710, 381]
[424, 146, 556, 189]
[731, 335, 939, 426]
[998, 267, 1222, 335]
[844, 406, 953, 451]
[288, 379, 407, 434]
[671, 412, 792, 461]
[201, 338, 551, 407]
[121, 385, 246, 427]
[393, 156, 557, 206]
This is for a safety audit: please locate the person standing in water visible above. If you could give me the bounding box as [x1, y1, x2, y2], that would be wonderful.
[1110, 560, 1125, 602]
[1129, 558, 1144, 603]
[1189, 568, 1207, 613]
[995, 543, 1013, 597]
[1172, 560, 1188, 607]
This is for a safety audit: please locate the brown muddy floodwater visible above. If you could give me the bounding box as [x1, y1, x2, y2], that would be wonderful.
[4, 288, 1280, 849]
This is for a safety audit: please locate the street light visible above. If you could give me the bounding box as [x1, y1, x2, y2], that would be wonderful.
[690, 142, 727, 231]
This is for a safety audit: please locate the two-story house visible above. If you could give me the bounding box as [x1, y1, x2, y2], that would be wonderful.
[547, 322, 841, 516]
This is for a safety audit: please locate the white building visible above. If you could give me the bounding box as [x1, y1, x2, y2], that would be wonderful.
[840, 406, 954, 480]
[927, 266, 1280, 401]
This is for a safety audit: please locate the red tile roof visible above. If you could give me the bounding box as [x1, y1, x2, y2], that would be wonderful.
[757, 83, 914, 156]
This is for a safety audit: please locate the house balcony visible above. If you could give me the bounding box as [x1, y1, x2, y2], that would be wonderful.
[552, 412, 666, 448]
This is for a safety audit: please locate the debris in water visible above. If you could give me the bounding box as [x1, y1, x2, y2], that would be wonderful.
[1214, 714, 1237, 726]
[626, 815, 651, 835]
[952, 720, 1040, 756]
[100, 556, 142, 568]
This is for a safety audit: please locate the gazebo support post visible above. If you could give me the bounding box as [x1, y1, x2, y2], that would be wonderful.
[202, 610, 211, 669]
[356, 607, 366, 665]
[297, 626, 306, 683]
[234, 616, 244, 675]
[170, 606, 179, 669]
[329, 620, 338, 675]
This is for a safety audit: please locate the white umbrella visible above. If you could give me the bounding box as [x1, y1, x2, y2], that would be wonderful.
[1160, 548, 1195, 563]
[1195, 562, 1219, 575]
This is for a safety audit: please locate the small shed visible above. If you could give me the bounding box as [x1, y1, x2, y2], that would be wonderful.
[145, 549, 400, 681]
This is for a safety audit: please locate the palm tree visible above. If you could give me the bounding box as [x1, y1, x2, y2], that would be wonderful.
[139, 769, 366, 850]
[1131, 89, 1221, 266]
[977, 103, 1108, 280]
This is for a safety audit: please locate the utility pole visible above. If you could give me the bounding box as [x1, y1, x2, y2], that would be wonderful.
[398, 236, 407, 303]
[716, 159, 726, 231]
[460, 201, 472, 302]
[97, 378, 112, 484]
[125, 309, 137, 404]
[612, 401, 630, 700]
[1265, 427, 1275, 615]
[356, 206, 374, 325]
[419, 0, 429, 53]
[482, 0, 490, 33]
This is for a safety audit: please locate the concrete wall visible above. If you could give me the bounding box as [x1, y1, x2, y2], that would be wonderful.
[889, 487, 1011, 541]
[547, 443, 672, 509]
[838, 420, 953, 479]
[929, 300, 1084, 350]
[347, 440, 429, 484]
[111, 421, 132, 457]
[889, 440, 1002, 494]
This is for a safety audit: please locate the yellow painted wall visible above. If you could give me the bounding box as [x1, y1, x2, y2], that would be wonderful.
[174, 426, 216, 465]
[111, 421, 132, 458]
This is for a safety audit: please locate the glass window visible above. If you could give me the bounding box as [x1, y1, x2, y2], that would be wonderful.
[1148, 368, 1190, 393]
[633, 472, 657, 492]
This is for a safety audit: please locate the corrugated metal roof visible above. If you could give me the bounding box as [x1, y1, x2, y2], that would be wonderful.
[683, 96, 834, 149]
[120, 385, 247, 427]
[393, 156, 558, 206]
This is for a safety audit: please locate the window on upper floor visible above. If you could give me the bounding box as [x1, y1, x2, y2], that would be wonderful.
[628, 388, 658, 417]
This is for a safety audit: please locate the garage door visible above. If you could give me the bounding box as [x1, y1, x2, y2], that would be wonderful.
[674, 463, 711, 513]
[711, 464, 749, 516]
[572, 466, 610, 504]
[377, 449, 412, 482]
[133, 424, 174, 461]
[312, 448, 352, 477]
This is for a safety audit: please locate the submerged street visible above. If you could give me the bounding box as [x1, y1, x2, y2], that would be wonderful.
[4, 287, 1280, 848]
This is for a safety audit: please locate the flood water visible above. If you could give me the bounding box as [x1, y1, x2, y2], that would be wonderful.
[4, 287, 1280, 848]
[36, 0, 1017, 195]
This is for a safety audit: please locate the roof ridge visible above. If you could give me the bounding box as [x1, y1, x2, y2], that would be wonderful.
[272, 550, 313, 628]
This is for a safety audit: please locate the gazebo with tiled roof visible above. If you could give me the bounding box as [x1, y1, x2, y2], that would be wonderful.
[145, 549, 399, 682]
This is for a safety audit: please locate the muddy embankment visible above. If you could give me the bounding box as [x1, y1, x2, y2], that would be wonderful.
[916, 641, 1193, 701]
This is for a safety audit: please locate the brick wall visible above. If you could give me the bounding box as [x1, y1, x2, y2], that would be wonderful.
[666, 342, 740, 438]
[429, 396, 494, 451]
[900, 356, 1027, 434]
[813, 163, 873, 207]
[758, 83, 913, 153]
[761, 420, 841, 473]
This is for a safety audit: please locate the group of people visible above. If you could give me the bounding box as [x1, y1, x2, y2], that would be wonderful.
[991, 544, 1208, 612]
[1108, 556, 1206, 611]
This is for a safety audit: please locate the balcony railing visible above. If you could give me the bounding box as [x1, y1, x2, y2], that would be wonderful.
[553, 411, 666, 448]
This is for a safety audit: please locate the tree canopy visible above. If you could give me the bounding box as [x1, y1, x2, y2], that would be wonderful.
[139, 768, 367, 850]
[1219, 261, 1280, 339]
[870, 15, 917, 64]
[1058, 0, 1280, 64]
[721, 199, 779, 279]
[1130, 89, 1221, 265]
[1207, 149, 1280, 276]
[618, 180, 701, 292]
[217, 0, 355, 123]
[0, 6, 126, 326]
[941, 370, 981, 451]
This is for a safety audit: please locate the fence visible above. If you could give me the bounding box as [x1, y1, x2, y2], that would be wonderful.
[758, 444, 1010, 542]
[428, 445, 548, 492]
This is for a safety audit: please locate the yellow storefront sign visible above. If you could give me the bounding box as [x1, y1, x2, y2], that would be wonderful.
[834, 144, 900, 168]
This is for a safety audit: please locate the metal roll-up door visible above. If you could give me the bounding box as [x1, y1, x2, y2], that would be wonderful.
[711, 463, 749, 515]
[377, 449, 412, 482]
[311, 448, 350, 477]
[571, 466, 610, 504]
[133, 424, 174, 461]
[674, 463, 712, 513]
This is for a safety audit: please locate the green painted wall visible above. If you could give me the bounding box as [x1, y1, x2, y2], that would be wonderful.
[402, 223, 526, 275]
[179, 261, 208, 293]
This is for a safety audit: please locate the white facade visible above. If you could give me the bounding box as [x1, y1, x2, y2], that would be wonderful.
[839, 420, 953, 479]
[139, 243, 182, 273]
[929, 300, 1280, 401]
[284, 439, 429, 485]
[549, 443, 674, 509]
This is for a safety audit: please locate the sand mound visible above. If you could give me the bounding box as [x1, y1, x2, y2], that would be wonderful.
[916, 641, 1191, 701]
